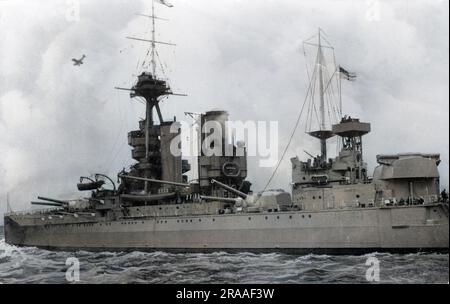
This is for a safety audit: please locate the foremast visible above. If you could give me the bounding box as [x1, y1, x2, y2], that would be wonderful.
[116, 0, 184, 193]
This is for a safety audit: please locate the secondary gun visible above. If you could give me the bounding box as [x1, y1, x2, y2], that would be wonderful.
[210, 179, 248, 199]
[208, 179, 292, 211]
[303, 150, 315, 159]
[31, 201, 65, 207]
[200, 195, 241, 204]
[37, 196, 68, 205]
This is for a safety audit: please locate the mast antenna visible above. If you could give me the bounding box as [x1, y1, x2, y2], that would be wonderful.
[151, 0, 156, 76]
[126, 0, 176, 76]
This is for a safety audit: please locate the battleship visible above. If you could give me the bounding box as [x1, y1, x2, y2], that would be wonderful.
[3, 6, 449, 254]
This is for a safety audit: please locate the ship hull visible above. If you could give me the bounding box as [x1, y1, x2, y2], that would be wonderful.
[4, 204, 449, 254]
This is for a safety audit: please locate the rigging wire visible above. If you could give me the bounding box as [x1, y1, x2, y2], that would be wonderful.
[325, 94, 333, 128]
[323, 70, 338, 125]
[258, 66, 317, 193]
[260, 31, 346, 192]
[306, 93, 313, 132]
[306, 48, 320, 132]
[155, 49, 168, 80]
[311, 97, 321, 131]
[103, 90, 127, 172]
[325, 68, 341, 124]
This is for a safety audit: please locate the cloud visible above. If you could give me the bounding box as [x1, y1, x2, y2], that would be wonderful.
[0, 0, 448, 224]
[0, 0, 145, 221]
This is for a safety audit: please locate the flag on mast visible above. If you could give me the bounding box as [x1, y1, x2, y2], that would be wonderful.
[155, 0, 174, 7]
[339, 66, 356, 81]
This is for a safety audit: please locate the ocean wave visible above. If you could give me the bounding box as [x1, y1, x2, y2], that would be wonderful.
[0, 237, 448, 284]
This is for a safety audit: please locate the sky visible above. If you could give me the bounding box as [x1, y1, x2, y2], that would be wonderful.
[0, 0, 448, 224]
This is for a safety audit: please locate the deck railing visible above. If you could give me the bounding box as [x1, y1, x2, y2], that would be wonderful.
[5, 207, 61, 217]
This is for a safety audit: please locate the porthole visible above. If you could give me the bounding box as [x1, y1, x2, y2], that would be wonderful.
[265, 216, 268, 220]
[302, 215, 305, 218]
[276, 216, 280, 219]
[309, 215, 312, 218]
[318, 196, 322, 199]
[312, 196, 316, 199]
[212, 218, 215, 222]
[289, 215, 292, 219]
[248, 217, 251, 220]
[356, 194, 360, 198]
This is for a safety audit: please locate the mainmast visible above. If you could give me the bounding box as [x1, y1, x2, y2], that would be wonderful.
[304, 28, 336, 163]
[289, 28, 371, 192]
[302, 29, 369, 181]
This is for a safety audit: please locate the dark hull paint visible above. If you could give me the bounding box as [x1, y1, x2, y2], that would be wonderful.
[9, 244, 450, 255]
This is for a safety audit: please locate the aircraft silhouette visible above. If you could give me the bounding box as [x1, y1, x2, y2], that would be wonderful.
[72, 54, 86, 66]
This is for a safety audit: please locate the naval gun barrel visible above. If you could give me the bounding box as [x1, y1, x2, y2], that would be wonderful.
[210, 179, 248, 199]
[303, 150, 315, 159]
[37, 196, 68, 205]
[200, 195, 240, 204]
[118, 174, 190, 188]
[31, 201, 65, 207]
